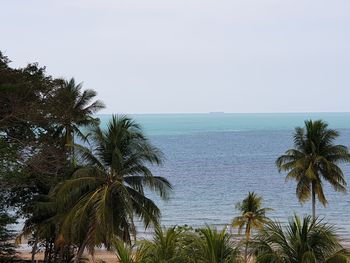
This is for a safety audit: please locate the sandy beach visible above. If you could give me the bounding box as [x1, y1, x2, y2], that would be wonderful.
[18, 249, 119, 263]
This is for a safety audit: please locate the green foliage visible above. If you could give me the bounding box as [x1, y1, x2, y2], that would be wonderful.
[276, 120, 350, 218]
[195, 226, 242, 263]
[0, 51, 71, 209]
[0, 51, 55, 132]
[111, 221, 348, 263]
[112, 225, 242, 263]
[53, 115, 172, 257]
[0, 194, 17, 262]
[113, 239, 144, 263]
[232, 192, 271, 239]
[138, 226, 185, 263]
[0, 51, 58, 201]
[50, 78, 105, 151]
[0, 51, 105, 262]
[252, 215, 350, 263]
[232, 192, 271, 263]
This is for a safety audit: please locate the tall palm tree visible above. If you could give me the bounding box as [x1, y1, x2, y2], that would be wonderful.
[52, 115, 172, 262]
[232, 192, 271, 262]
[251, 215, 350, 263]
[276, 120, 350, 219]
[52, 78, 105, 161]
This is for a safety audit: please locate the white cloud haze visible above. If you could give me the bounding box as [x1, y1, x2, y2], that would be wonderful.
[2, 0, 350, 113]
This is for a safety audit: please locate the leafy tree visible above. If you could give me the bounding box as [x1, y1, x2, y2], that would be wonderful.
[0, 51, 63, 262]
[0, 51, 99, 262]
[0, 52, 55, 132]
[0, 51, 65, 209]
[0, 194, 17, 262]
[251, 215, 350, 263]
[52, 115, 172, 262]
[232, 192, 271, 262]
[276, 120, 350, 219]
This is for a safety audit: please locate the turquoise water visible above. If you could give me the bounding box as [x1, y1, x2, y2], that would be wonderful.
[99, 113, 350, 238]
[100, 112, 350, 136]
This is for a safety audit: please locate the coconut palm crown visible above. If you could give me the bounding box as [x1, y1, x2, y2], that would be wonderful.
[196, 226, 242, 263]
[232, 192, 271, 262]
[52, 115, 172, 261]
[252, 215, 350, 263]
[276, 119, 350, 219]
[52, 78, 105, 152]
[139, 226, 184, 263]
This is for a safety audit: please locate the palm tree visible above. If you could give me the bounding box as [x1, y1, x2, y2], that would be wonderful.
[276, 120, 350, 219]
[112, 239, 145, 263]
[252, 215, 350, 263]
[139, 226, 183, 263]
[195, 226, 242, 263]
[52, 115, 172, 262]
[232, 192, 271, 262]
[52, 78, 105, 162]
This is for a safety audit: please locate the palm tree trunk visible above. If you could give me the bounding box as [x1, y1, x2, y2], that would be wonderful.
[31, 238, 38, 263]
[71, 135, 76, 167]
[65, 126, 75, 167]
[244, 224, 251, 263]
[312, 181, 316, 220]
[44, 240, 50, 262]
[244, 241, 249, 263]
[74, 243, 86, 263]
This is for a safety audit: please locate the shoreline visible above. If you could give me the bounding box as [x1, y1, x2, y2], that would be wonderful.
[16, 240, 350, 263]
[18, 249, 118, 263]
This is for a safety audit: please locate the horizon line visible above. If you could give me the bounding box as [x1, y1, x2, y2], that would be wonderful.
[97, 111, 350, 115]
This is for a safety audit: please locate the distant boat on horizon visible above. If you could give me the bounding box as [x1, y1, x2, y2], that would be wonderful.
[209, 111, 225, 114]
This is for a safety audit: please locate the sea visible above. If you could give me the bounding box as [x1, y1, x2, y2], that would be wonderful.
[99, 113, 350, 239]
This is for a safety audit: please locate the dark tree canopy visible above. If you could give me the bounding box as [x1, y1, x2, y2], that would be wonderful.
[0, 194, 17, 262]
[0, 51, 105, 262]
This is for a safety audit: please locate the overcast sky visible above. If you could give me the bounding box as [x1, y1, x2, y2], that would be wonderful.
[2, 0, 350, 113]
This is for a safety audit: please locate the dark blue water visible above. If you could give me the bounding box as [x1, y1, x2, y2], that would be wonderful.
[99, 113, 350, 238]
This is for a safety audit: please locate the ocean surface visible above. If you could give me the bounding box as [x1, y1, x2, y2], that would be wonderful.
[98, 113, 350, 239]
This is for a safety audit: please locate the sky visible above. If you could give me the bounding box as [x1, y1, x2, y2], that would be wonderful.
[1, 0, 350, 114]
